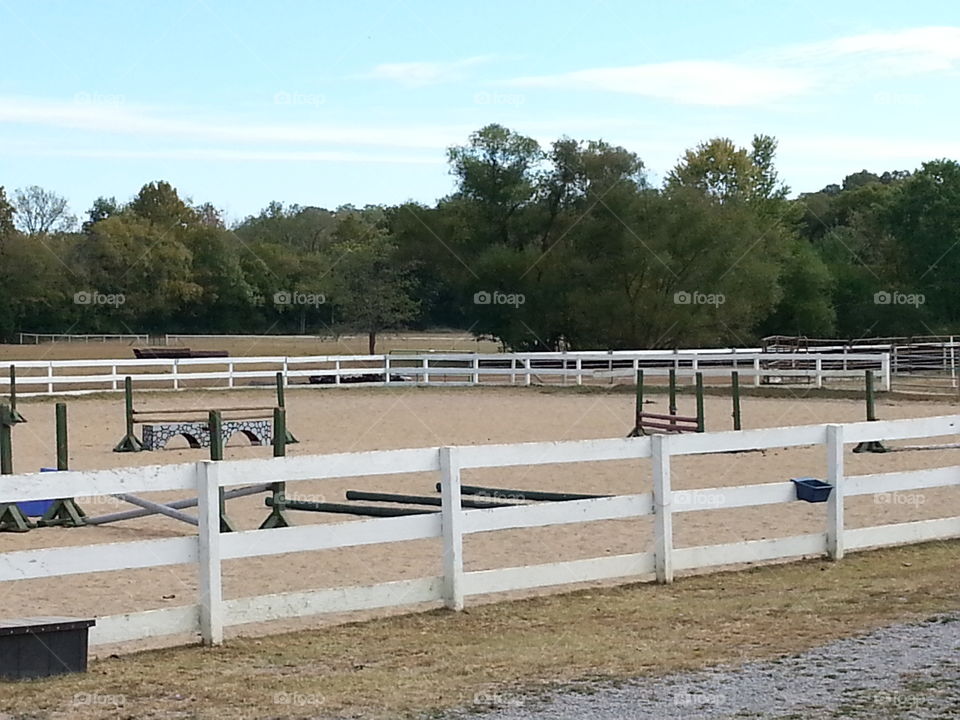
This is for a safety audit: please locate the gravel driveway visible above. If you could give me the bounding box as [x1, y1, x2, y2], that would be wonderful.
[442, 613, 960, 719]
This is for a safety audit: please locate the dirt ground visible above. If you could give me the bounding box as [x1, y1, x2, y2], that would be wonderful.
[2, 384, 959, 657]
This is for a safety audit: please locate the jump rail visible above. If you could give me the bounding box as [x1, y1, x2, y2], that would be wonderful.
[1, 413, 957, 648]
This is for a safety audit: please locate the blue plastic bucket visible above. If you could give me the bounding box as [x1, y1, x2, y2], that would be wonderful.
[15, 468, 58, 517]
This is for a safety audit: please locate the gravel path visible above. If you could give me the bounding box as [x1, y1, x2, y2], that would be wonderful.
[443, 614, 960, 719]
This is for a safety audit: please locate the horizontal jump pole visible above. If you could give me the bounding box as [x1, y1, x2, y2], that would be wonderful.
[638, 411, 698, 423]
[112, 493, 198, 526]
[437, 483, 609, 502]
[132, 405, 278, 415]
[267, 497, 435, 517]
[637, 419, 699, 432]
[133, 413, 273, 424]
[344, 490, 515, 509]
[84, 484, 272, 525]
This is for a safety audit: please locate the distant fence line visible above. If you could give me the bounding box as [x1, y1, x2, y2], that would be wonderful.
[0, 351, 891, 397]
[1, 414, 957, 647]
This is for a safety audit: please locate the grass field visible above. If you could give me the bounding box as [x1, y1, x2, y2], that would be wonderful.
[1, 540, 957, 719]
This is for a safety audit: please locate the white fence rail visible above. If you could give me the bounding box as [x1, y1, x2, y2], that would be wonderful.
[2, 414, 958, 647]
[0, 351, 891, 397]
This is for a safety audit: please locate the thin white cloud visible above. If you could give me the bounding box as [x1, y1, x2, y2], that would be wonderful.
[0, 96, 467, 150]
[780, 26, 960, 74]
[365, 56, 494, 87]
[509, 61, 813, 106]
[504, 26, 960, 107]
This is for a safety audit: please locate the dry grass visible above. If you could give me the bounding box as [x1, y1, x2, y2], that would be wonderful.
[3, 540, 958, 719]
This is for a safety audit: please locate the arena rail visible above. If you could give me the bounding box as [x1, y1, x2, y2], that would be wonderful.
[2, 414, 958, 648]
[0, 350, 891, 397]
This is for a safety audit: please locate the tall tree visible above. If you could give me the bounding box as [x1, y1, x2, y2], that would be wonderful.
[12, 185, 77, 234]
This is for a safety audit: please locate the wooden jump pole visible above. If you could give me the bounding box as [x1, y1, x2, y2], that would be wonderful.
[345, 490, 515, 509]
[854, 369, 887, 453]
[695, 371, 705, 433]
[38, 403, 86, 528]
[113, 376, 144, 452]
[439, 483, 609, 502]
[668, 368, 678, 416]
[731, 371, 742, 431]
[85, 484, 271, 526]
[268, 496, 435, 517]
[276, 371, 298, 444]
[628, 369, 644, 437]
[8, 365, 25, 423]
[208, 410, 237, 532]
[260, 407, 292, 529]
[0, 403, 31, 531]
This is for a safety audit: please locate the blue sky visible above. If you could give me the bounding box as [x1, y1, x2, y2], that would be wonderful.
[1, 0, 958, 224]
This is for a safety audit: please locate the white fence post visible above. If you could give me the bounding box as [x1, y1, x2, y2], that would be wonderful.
[172, 359, 180, 391]
[815, 357, 823, 389]
[384, 355, 391, 385]
[439, 446, 464, 610]
[423, 356, 430, 385]
[882, 353, 892, 392]
[472, 355, 480, 385]
[227, 360, 234, 389]
[825, 424, 845, 561]
[47, 362, 54, 394]
[651, 434, 674, 584]
[576, 357, 583, 386]
[197, 461, 224, 645]
[753, 357, 761, 387]
[335, 358, 341, 385]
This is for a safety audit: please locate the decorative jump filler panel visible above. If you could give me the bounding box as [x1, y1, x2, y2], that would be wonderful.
[141, 419, 272, 451]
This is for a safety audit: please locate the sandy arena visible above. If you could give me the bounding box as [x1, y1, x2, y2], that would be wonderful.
[2, 384, 959, 654]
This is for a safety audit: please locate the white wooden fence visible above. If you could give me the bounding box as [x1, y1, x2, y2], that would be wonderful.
[0, 350, 891, 397]
[1, 414, 957, 647]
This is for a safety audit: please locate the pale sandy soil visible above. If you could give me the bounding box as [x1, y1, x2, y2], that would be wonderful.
[1, 384, 959, 655]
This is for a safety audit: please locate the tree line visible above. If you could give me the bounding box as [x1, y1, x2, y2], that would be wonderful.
[2, 124, 958, 351]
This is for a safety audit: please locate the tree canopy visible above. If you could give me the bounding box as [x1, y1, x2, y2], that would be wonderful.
[0, 127, 954, 349]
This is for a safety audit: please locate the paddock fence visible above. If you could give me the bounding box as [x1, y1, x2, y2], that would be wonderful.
[0, 350, 892, 397]
[1, 414, 957, 647]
